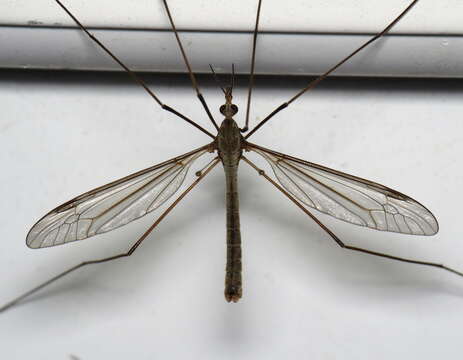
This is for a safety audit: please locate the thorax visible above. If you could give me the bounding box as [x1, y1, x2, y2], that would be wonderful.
[217, 118, 244, 166]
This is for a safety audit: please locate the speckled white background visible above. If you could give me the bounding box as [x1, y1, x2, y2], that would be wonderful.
[1, 70, 462, 360]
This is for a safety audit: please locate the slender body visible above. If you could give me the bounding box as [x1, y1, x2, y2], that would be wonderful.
[3, 0, 463, 314]
[216, 90, 245, 302]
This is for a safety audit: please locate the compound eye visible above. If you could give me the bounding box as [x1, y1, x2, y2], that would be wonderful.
[219, 104, 239, 116]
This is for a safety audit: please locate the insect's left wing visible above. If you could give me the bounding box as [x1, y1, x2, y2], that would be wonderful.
[248, 143, 438, 236]
[27, 145, 212, 249]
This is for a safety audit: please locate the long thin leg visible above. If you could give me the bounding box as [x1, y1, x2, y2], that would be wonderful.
[162, 0, 219, 132]
[242, 0, 263, 133]
[0, 159, 220, 313]
[242, 156, 463, 278]
[245, 0, 420, 139]
[53, 0, 214, 139]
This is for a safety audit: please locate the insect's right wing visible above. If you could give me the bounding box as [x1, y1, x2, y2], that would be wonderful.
[248, 143, 438, 236]
[27, 144, 212, 249]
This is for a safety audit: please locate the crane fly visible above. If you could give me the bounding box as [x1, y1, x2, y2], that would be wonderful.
[1, 0, 462, 311]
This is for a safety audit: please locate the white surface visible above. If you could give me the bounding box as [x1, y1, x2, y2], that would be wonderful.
[1, 69, 463, 359]
[2, 0, 463, 33]
[1, 0, 463, 76]
[2, 27, 463, 77]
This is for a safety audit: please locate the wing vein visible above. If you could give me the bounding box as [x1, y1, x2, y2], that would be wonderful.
[278, 158, 373, 225]
[248, 143, 438, 236]
[27, 145, 212, 248]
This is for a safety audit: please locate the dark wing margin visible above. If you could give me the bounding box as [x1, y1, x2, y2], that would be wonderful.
[248, 143, 438, 236]
[27, 144, 212, 249]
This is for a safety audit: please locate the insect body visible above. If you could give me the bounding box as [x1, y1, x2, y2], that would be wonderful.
[217, 88, 245, 302]
[1, 0, 462, 312]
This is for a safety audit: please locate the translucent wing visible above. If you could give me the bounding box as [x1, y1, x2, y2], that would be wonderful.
[27, 145, 211, 248]
[249, 143, 438, 236]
